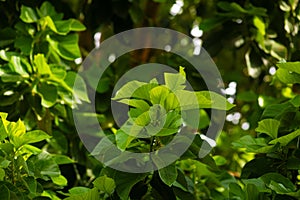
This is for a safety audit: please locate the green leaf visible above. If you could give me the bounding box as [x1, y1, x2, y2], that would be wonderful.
[172, 90, 199, 110]
[64, 71, 90, 103]
[112, 81, 147, 100]
[96, 77, 111, 93]
[47, 34, 81, 60]
[34, 54, 52, 75]
[217, 2, 247, 13]
[269, 180, 294, 194]
[232, 135, 276, 153]
[133, 83, 160, 101]
[93, 175, 116, 194]
[276, 68, 300, 84]
[0, 50, 18, 61]
[38, 1, 63, 20]
[0, 143, 14, 155]
[217, 2, 267, 16]
[255, 119, 280, 139]
[261, 102, 294, 119]
[198, 109, 210, 129]
[0, 93, 21, 107]
[0, 73, 23, 83]
[158, 163, 178, 186]
[20, 5, 38, 23]
[47, 130, 68, 154]
[22, 144, 42, 154]
[213, 155, 227, 166]
[117, 99, 150, 112]
[149, 104, 166, 125]
[41, 17, 86, 35]
[253, 16, 266, 36]
[27, 152, 60, 178]
[65, 187, 99, 200]
[164, 92, 180, 111]
[116, 126, 135, 150]
[242, 178, 270, 193]
[290, 95, 300, 107]
[150, 86, 170, 105]
[164, 68, 186, 91]
[261, 172, 296, 193]
[0, 182, 24, 199]
[8, 56, 29, 76]
[37, 82, 57, 108]
[50, 64, 67, 80]
[54, 19, 86, 35]
[52, 155, 75, 165]
[39, 16, 57, 33]
[14, 21, 35, 37]
[245, 183, 260, 200]
[68, 187, 91, 195]
[134, 110, 151, 126]
[51, 175, 68, 186]
[23, 176, 37, 195]
[0, 169, 5, 181]
[0, 158, 10, 168]
[269, 129, 300, 146]
[229, 183, 245, 199]
[277, 62, 300, 74]
[16, 130, 51, 148]
[14, 36, 33, 56]
[173, 169, 194, 193]
[101, 169, 147, 200]
[156, 110, 181, 136]
[0, 114, 8, 141]
[196, 91, 235, 110]
[6, 119, 26, 148]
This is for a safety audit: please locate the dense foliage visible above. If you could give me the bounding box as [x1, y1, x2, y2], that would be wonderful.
[0, 0, 300, 199]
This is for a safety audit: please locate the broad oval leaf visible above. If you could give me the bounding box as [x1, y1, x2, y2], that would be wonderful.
[255, 119, 280, 139]
[20, 5, 38, 23]
[158, 163, 178, 186]
[93, 175, 116, 194]
[37, 82, 58, 108]
[34, 54, 52, 75]
[47, 34, 81, 60]
[164, 67, 186, 91]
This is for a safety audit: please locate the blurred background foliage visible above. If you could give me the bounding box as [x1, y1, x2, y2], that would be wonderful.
[1, 0, 300, 199]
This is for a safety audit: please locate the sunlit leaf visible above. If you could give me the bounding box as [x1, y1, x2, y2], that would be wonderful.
[34, 54, 52, 75]
[20, 5, 38, 23]
[112, 81, 147, 100]
[277, 62, 300, 74]
[255, 119, 280, 139]
[164, 69, 186, 91]
[51, 175, 68, 186]
[276, 68, 300, 84]
[269, 129, 300, 146]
